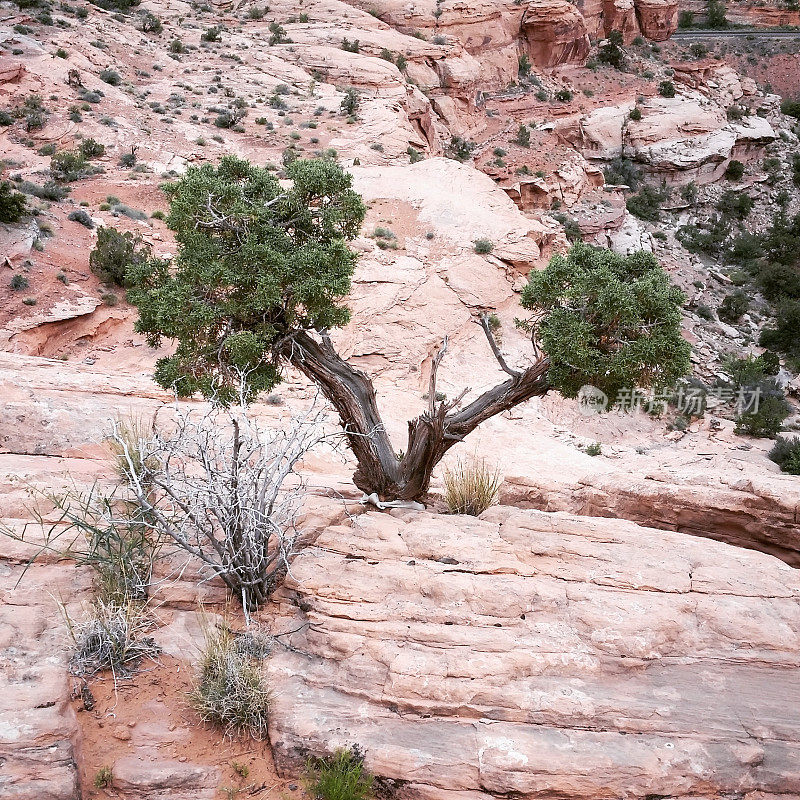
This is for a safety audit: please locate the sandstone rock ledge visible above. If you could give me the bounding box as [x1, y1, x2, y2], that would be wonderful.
[268, 506, 800, 800]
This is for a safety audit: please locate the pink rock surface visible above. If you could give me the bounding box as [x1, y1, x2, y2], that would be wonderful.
[268, 506, 800, 799]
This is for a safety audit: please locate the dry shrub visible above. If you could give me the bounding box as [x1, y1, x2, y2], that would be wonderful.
[67, 599, 160, 677]
[106, 414, 158, 486]
[190, 622, 271, 738]
[441, 459, 501, 516]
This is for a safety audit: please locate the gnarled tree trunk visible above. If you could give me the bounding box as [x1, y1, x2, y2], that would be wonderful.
[281, 319, 550, 502]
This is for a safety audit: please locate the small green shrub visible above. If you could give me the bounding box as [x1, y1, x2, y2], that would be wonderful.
[725, 160, 745, 181]
[50, 150, 90, 182]
[94, 766, 113, 789]
[0, 181, 27, 223]
[718, 290, 748, 322]
[201, 25, 222, 42]
[79, 138, 106, 159]
[626, 184, 668, 222]
[629, 106, 642, 121]
[473, 238, 493, 254]
[140, 12, 161, 32]
[68, 209, 94, 228]
[769, 436, 800, 475]
[10, 274, 29, 290]
[305, 746, 374, 800]
[658, 81, 676, 98]
[89, 226, 151, 286]
[99, 68, 121, 85]
[781, 98, 800, 120]
[585, 442, 602, 456]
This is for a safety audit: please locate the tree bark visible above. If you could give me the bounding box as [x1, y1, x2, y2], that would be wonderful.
[281, 327, 549, 502]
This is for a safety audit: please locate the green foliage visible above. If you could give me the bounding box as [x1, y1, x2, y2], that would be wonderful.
[626, 184, 668, 221]
[706, 0, 728, 28]
[268, 21, 289, 45]
[305, 746, 374, 800]
[201, 25, 223, 42]
[79, 137, 106, 159]
[474, 238, 493, 254]
[735, 390, 791, 437]
[725, 159, 745, 181]
[598, 30, 624, 69]
[514, 124, 530, 147]
[520, 243, 690, 401]
[555, 88, 573, 102]
[18, 180, 69, 201]
[658, 81, 676, 98]
[716, 189, 752, 219]
[769, 436, 800, 475]
[90, 226, 151, 286]
[0, 181, 27, 223]
[718, 289, 748, 322]
[781, 98, 800, 119]
[10, 273, 28, 290]
[50, 150, 90, 182]
[585, 442, 602, 456]
[629, 106, 642, 121]
[88, 0, 140, 9]
[760, 299, 800, 357]
[679, 10, 695, 27]
[341, 37, 360, 53]
[445, 136, 475, 162]
[99, 68, 121, 85]
[518, 53, 531, 77]
[17, 93, 48, 131]
[140, 11, 161, 32]
[603, 157, 641, 190]
[127, 156, 366, 404]
[340, 88, 359, 118]
[722, 355, 791, 438]
[94, 767, 113, 789]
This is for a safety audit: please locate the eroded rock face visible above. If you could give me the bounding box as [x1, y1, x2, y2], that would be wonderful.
[268, 506, 800, 799]
[633, 0, 677, 41]
[557, 77, 777, 184]
[520, 0, 590, 69]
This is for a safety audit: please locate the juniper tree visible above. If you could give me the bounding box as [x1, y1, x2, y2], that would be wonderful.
[128, 156, 690, 502]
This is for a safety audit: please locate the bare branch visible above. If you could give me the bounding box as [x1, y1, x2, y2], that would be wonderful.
[479, 314, 521, 378]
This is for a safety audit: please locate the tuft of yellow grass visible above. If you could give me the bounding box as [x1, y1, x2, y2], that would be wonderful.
[441, 459, 501, 516]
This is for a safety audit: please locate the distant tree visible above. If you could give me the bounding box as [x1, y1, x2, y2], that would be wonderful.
[598, 30, 625, 69]
[706, 0, 728, 28]
[128, 157, 690, 501]
[515, 123, 531, 147]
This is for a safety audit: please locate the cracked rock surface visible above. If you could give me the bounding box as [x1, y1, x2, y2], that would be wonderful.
[268, 505, 800, 800]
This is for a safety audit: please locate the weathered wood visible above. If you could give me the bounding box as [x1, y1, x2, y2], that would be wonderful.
[282, 328, 550, 502]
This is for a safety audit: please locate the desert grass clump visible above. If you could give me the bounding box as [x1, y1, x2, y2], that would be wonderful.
[305, 746, 374, 800]
[441, 459, 501, 516]
[68, 599, 160, 677]
[190, 624, 271, 738]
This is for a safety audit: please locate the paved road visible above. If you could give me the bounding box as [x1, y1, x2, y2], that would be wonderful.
[673, 28, 800, 39]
